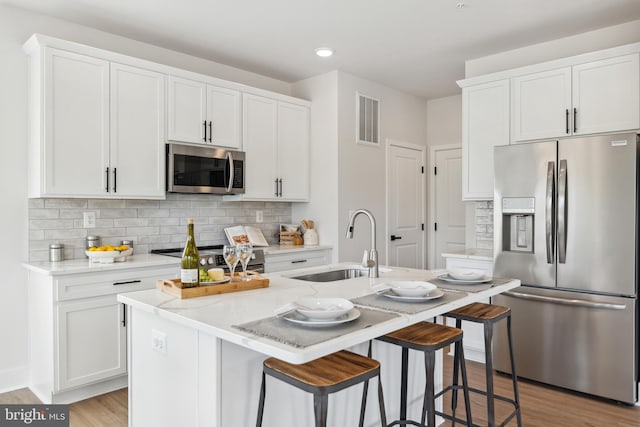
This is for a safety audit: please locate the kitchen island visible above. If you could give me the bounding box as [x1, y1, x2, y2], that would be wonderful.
[118, 263, 519, 427]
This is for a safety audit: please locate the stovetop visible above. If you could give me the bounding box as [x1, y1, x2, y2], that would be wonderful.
[150, 245, 265, 268]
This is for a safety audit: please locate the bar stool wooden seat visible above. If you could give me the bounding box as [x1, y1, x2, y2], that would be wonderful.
[256, 350, 387, 427]
[373, 322, 473, 427]
[445, 302, 522, 427]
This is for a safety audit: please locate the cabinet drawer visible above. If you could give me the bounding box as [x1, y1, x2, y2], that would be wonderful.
[56, 266, 178, 301]
[264, 250, 330, 273]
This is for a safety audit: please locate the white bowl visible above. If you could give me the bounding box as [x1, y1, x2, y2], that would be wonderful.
[295, 297, 354, 320]
[85, 248, 133, 263]
[447, 268, 485, 281]
[389, 281, 437, 297]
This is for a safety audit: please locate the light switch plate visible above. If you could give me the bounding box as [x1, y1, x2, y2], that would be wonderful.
[256, 210, 263, 223]
[83, 212, 96, 228]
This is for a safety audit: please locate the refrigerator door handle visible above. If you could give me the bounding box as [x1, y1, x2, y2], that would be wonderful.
[503, 291, 627, 310]
[558, 159, 568, 263]
[545, 161, 555, 264]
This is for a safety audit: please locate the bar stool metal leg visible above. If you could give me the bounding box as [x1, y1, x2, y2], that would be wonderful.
[377, 377, 388, 427]
[256, 372, 266, 427]
[457, 341, 473, 427]
[507, 315, 523, 427]
[451, 319, 463, 423]
[419, 350, 436, 427]
[484, 322, 495, 426]
[400, 347, 409, 423]
[313, 394, 329, 427]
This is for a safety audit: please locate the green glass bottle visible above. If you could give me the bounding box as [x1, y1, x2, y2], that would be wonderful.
[181, 218, 200, 287]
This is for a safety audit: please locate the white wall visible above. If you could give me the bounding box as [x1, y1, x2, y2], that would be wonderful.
[336, 71, 427, 264]
[291, 72, 340, 261]
[466, 19, 640, 77]
[0, 4, 292, 392]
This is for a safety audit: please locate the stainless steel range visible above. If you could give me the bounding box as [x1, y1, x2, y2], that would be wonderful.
[151, 245, 265, 273]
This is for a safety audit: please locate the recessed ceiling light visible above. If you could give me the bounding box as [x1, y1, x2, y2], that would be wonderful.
[315, 47, 334, 58]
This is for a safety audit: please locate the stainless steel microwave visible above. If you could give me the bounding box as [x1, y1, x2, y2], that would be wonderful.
[166, 143, 245, 194]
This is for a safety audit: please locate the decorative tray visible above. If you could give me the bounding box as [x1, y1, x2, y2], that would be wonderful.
[157, 271, 269, 299]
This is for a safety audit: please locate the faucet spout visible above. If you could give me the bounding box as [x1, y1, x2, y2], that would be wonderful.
[345, 209, 378, 278]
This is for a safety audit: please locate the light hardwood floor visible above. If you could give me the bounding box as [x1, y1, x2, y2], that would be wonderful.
[1, 357, 638, 426]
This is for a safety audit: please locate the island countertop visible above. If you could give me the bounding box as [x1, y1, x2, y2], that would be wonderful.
[118, 263, 519, 364]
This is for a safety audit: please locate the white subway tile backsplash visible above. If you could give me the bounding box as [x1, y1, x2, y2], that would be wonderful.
[29, 196, 292, 261]
[475, 201, 494, 250]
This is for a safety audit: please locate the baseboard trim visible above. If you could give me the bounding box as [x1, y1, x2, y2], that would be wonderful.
[30, 375, 127, 404]
[0, 365, 29, 393]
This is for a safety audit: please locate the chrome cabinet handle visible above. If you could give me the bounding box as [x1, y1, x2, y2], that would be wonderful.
[558, 159, 567, 263]
[545, 161, 555, 264]
[274, 179, 279, 197]
[226, 151, 234, 193]
[503, 291, 626, 310]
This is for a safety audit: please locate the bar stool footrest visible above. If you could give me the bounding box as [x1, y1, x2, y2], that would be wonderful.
[437, 384, 520, 427]
[387, 420, 425, 427]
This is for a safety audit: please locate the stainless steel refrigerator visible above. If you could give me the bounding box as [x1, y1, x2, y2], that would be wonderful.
[492, 133, 638, 404]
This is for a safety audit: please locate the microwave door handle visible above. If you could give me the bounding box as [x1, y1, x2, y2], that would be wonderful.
[545, 161, 555, 264]
[226, 151, 234, 193]
[558, 159, 568, 264]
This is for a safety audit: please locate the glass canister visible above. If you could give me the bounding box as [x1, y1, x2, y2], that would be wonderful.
[49, 243, 64, 262]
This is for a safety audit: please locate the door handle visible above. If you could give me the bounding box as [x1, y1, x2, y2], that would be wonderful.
[226, 151, 234, 193]
[545, 161, 555, 264]
[503, 291, 626, 310]
[558, 159, 568, 264]
[390, 235, 402, 241]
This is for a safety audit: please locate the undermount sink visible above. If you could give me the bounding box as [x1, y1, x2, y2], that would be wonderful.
[289, 268, 368, 282]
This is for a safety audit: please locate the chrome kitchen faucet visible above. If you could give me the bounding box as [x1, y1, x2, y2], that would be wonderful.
[345, 209, 379, 278]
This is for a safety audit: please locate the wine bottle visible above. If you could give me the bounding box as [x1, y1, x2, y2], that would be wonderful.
[181, 218, 200, 287]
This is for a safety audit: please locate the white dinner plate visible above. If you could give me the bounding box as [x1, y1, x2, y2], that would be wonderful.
[281, 308, 360, 327]
[437, 273, 492, 284]
[380, 288, 445, 302]
[200, 277, 231, 286]
[447, 268, 485, 281]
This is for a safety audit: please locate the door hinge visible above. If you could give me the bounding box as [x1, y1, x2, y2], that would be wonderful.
[421, 223, 424, 231]
[434, 166, 437, 175]
[434, 223, 438, 231]
[421, 166, 424, 174]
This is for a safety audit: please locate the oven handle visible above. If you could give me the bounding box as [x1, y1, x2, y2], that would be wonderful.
[226, 151, 234, 193]
[503, 291, 627, 310]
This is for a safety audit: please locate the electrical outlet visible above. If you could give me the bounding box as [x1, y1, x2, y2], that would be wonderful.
[256, 210, 263, 223]
[151, 329, 167, 354]
[83, 212, 96, 228]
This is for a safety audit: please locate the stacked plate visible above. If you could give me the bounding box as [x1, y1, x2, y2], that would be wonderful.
[438, 268, 492, 284]
[379, 281, 444, 301]
[279, 297, 360, 326]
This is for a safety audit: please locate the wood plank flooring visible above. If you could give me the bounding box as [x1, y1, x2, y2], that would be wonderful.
[1, 356, 638, 426]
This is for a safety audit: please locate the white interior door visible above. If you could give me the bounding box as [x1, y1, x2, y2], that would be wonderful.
[387, 142, 425, 268]
[433, 147, 465, 268]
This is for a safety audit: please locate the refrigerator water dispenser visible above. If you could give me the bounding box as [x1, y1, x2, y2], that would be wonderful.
[501, 197, 535, 253]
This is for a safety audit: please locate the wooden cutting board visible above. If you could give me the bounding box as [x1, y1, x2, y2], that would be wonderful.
[156, 271, 269, 299]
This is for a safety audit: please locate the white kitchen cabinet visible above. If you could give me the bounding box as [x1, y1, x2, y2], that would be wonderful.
[167, 75, 241, 149]
[110, 63, 165, 198]
[27, 264, 177, 404]
[25, 42, 166, 199]
[461, 79, 510, 200]
[227, 93, 309, 201]
[264, 247, 332, 273]
[512, 54, 639, 142]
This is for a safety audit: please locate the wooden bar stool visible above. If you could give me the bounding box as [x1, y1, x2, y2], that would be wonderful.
[445, 303, 522, 427]
[256, 350, 387, 427]
[373, 322, 473, 427]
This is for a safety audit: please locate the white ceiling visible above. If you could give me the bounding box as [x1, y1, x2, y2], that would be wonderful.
[5, 0, 640, 99]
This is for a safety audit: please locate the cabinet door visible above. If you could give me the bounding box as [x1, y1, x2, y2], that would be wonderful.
[572, 54, 640, 135]
[511, 68, 572, 142]
[44, 48, 109, 196]
[206, 85, 241, 149]
[242, 94, 278, 199]
[167, 76, 206, 144]
[110, 63, 165, 199]
[462, 80, 510, 200]
[57, 295, 126, 391]
[277, 102, 309, 201]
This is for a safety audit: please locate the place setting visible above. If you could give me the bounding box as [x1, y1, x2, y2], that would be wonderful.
[232, 297, 398, 349]
[430, 268, 511, 292]
[349, 280, 467, 315]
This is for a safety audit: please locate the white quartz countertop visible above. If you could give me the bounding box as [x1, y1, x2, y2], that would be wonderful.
[23, 253, 179, 276]
[118, 263, 519, 364]
[262, 245, 332, 255]
[441, 248, 493, 261]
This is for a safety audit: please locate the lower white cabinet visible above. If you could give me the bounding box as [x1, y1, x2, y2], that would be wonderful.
[443, 254, 494, 363]
[264, 248, 332, 273]
[27, 264, 177, 403]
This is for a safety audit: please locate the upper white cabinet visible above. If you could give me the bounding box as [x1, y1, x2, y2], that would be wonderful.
[227, 93, 309, 201]
[462, 79, 510, 200]
[167, 76, 241, 149]
[512, 54, 639, 142]
[25, 42, 166, 199]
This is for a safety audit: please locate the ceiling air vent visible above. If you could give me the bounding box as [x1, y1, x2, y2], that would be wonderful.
[357, 92, 379, 146]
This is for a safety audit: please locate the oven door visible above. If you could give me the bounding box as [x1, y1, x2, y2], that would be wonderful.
[167, 144, 245, 194]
